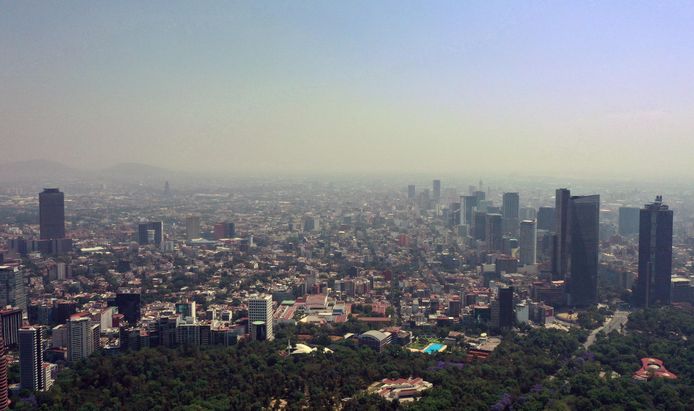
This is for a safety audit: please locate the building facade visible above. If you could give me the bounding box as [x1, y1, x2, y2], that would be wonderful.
[39, 188, 65, 240]
[567, 195, 600, 306]
[248, 295, 274, 341]
[636, 197, 673, 307]
[519, 220, 537, 266]
[19, 326, 45, 391]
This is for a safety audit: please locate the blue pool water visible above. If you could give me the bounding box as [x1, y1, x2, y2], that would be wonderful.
[423, 343, 445, 354]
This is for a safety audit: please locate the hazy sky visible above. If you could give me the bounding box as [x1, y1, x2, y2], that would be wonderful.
[2, 1, 694, 178]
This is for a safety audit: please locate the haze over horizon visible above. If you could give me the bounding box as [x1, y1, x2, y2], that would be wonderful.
[2, 2, 694, 179]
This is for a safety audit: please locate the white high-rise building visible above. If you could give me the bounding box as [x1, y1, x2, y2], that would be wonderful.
[519, 220, 537, 266]
[67, 315, 93, 362]
[43, 363, 56, 391]
[248, 295, 273, 341]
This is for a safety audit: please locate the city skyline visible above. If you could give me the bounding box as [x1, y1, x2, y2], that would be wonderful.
[0, 2, 692, 409]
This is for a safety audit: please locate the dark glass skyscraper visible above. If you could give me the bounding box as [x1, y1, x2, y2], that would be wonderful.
[432, 179, 441, 201]
[19, 326, 44, 391]
[567, 195, 600, 306]
[461, 195, 478, 226]
[537, 206, 555, 231]
[552, 189, 571, 280]
[114, 291, 142, 325]
[502, 192, 520, 235]
[491, 286, 515, 329]
[473, 211, 487, 241]
[486, 213, 503, 252]
[39, 188, 65, 240]
[636, 196, 673, 307]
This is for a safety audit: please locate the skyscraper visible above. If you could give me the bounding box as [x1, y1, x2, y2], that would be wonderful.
[502, 192, 520, 235]
[473, 211, 487, 241]
[461, 195, 478, 226]
[137, 222, 163, 246]
[618, 207, 640, 236]
[114, 291, 141, 325]
[486, 213, 503, 252]
[519, 220, 537, 266]
[552, 189, 571, 280]
[537, 206, 555, 231]
[567, 195, 600, 306]
[432, 180, 441, 201]
[185, 216, 201, 240]
[491, 286, 515, 329]
[636, 196, 673, 307]
[39, 188, 65, 240]
[248, 295, 273, 341]
[19, 326, 45, 391]
[407, 185, 416, 200]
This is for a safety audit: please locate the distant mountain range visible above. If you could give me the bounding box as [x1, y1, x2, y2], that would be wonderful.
[0, 159, 175, 183]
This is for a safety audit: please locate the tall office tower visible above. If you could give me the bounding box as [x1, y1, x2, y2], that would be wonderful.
[502, 192, 520, 235]
[114, 291, 141, 325]
[491, 286, 515, 329]
[407, 185, 416, 200]
[0, 266, 27, 316]
[39, 188, 65, 240]
[473, 211, 487, 241]
[567, 195, 600, 306]
[485, 214, 503, 252]
[636, 196, 673, 308]
[537, 207, 555, 231]
[67, 315, 94, 362]
[618, 207, 640, 236]
[461, 195, 478, 226]
[552, 189, 571, 280]
[213, 222, 236, 240]
[474, 190, 486, 203]
[449, 202, 461, 227]
[19, 326, 45, 391]
[185, 216, 201, 240]
[137, 222, 163, 246]
[519, 220, 537, 266]
[432, 180, 441, 201]
[0, 322, 8, 411]
[248, 295, 273, 341]
[0, 308, 23, 347]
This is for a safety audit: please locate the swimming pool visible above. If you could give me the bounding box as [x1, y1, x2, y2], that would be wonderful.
[423, 343, 445, 354]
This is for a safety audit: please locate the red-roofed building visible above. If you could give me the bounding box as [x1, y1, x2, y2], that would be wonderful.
[633, 358, 678, 381]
